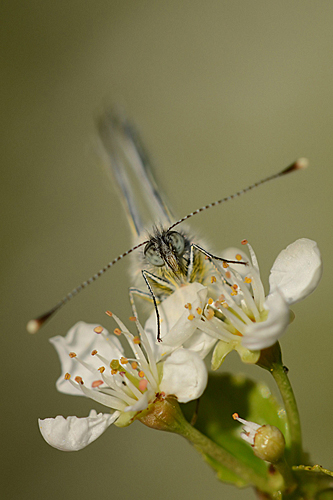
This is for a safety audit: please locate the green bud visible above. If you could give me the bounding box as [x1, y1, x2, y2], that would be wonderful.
[253, 425, 285, 463]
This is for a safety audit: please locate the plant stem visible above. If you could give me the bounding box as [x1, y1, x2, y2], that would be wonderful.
[257, 343, 302, 465]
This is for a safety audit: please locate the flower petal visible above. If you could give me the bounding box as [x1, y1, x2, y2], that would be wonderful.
[160, 349, 208, 402]
[38, 409, 119, 451]
[144, 283, 208, 358]
[269, 239, 322, 304]
[242, 290, 290, 350]
[50, 322, 124, 396]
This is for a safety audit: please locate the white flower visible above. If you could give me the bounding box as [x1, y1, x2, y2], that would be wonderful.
[39, 319, 208, 451]
[150, 239, 322, 367]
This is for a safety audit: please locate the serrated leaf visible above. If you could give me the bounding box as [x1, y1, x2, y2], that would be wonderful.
[182, 372, 288, 486]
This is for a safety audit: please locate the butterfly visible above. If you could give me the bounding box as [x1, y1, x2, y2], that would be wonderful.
[27, 110, 307, 340]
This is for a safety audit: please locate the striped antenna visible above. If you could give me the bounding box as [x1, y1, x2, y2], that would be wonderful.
[168, 158, 308, 231]
[26, 240, 149, 334]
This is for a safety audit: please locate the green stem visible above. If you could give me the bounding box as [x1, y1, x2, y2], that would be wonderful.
[178, 417, 281, 494]
[257, 343, 302, 465]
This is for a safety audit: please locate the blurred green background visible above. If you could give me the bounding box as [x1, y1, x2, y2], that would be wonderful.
[1, 2, 332, 499]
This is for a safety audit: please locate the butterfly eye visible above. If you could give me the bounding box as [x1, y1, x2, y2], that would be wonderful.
[169, 232, 185, 255]
[144, 243, 165, 267]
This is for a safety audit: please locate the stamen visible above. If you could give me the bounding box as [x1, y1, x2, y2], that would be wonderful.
[64, 373, 71, 380]
[244, 277, 252, 284]
[138, 370, 145, 378]
[133, 336, 141, 345]
[241, 239, 248, 245]
[91, 350, 98, 356]
[105, 310, 113, 317]
[235, 254, 242, 261]
[196, 307, 202, 315]
[211, 276, 217, 283]
[120, 357, 128, 364]
[222, 262, 229, 269]
[94, 326, 103, 334]
[129, 316, 136, 322]
[208, 298, 214, 305]
[114, 328, 122, 336]
[131, 361, 138, 370]
[75, 376, 83, 385]
[69, 352, 77, 358]
[98, 366, 105, 373]
[92, 380, 104, 388]
[188, 314, 194, 321]
[184, 302, 192, 310]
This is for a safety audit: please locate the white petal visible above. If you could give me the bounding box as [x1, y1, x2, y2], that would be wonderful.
[269, 239, 322, 304]
[183, 329, 217, 359]
[242, 290, 290, 350]
[160, 349, 208, 402]
[50, 322, 124, 396]
[144, 283, 208, 359]
[38, 409, 119, 451]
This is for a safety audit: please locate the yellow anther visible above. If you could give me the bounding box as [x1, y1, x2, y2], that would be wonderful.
[69, 352, 77, 358]
[91, 350, 97, 356]
[129, 316, 136, 322]
[235, 254, 242, 261]
[138, 370, 145, 378]
[98, 366, 105, 373]
[245, 276, 252, 284]
[187, 314, 194, 321]
[120, 357, 128, 364]
[94, 326, 103, 334]
[241, 239, 248, 245]
[222, 302, 229, 309]
[222, 262, 229, 268]
[64, 373, 71, 380]
[184, 302, 192, 310]
[196, 307, 202, 315]
[114, 328, 122, 336]
[211, 276, 217, 283]
[131, 361, 138, 370]
[133, 336, 141, 345]
[75, 376, 83, 384]
[105, 310, 113, 317]
[205, 309, 214, 320]
[208, 298, 213, 305]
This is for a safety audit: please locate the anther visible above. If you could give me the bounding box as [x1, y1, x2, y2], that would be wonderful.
[211, 276, 217, 283]
[208, 298, 213, 305]
[91, 350, 98, 356]
[69, 352, 77, 358]
[225, 271, 231, 279]
[105, 311, 113, 317]
[129, 316, 136, 322]
[196, 307, 202, 315]
[188, 314, 194, 321]
[92, 380, 103, 388]
[235, 254, 242, 261]
[241, 239, 248, 245]
[244, 277, 252, 284]
[114, 328, 121, 336]
[94, 326, 103, 334]
[222, 262, 229, 268]
[205, 309, 214, 320]
[185, 303, 192, 310]
[98, 366, 105, 373]
[64, 373, 71, 380]
[138, 370, 145, 378]
[139, 379, 148, 392]
[75, 376, 83, 385]
[133, 336, 141, 344]
[120, 356, 128, 364]
[131, 361, 138, 369]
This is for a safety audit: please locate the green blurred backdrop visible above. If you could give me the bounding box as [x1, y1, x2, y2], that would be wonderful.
[1, 2, 332, 499]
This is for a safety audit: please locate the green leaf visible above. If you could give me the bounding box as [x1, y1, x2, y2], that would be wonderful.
[182, 372, 288, 487]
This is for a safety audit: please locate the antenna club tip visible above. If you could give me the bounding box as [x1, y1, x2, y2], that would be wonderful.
[295, 157, 309, 170]
[26, 319, 40, 334]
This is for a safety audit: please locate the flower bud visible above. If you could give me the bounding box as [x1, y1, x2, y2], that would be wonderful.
[253, 425, 285, 463]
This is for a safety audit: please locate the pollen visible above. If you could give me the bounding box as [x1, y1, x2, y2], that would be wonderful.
[188, 314, 194, 320]
[98, 366, 105, 373]
[64, 373, 71, 380]
[69, 352, 77, 358]
[184, 302, 192, 310]
[208, 298, 214, 305]
[222, 261, 229, 268]
[131, 361, 138, 370]
[105, 310, 113, 317]
[114, 328, 122, 336]
[91, 349, 98, 356]
[235, 254, 242, 261]
[75, 376, 83, 385]
[241, 239, 248, 245]
[245, 276, 252, 284]
[92, 380, 103, 388]
[196, 307, 202, 315]
[94, 326, 103, 334]
[120, 357, 128, 364]
[129, 316, 136, 322]
[138, 370, 145, 378]
[133, 336, 141, 345]
[211, 276, 217, 283]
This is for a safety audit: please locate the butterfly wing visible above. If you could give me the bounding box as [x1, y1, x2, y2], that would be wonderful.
[98, 111, 173, 240]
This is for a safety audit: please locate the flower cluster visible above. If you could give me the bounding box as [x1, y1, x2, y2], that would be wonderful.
[39, 238, 322, 451]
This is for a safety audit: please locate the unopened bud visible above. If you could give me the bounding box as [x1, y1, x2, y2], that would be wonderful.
[253, 425, 285, 463]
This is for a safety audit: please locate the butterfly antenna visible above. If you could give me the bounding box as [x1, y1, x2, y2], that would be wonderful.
[168, 158, 308, 231]
[26, 240, 149, 334]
